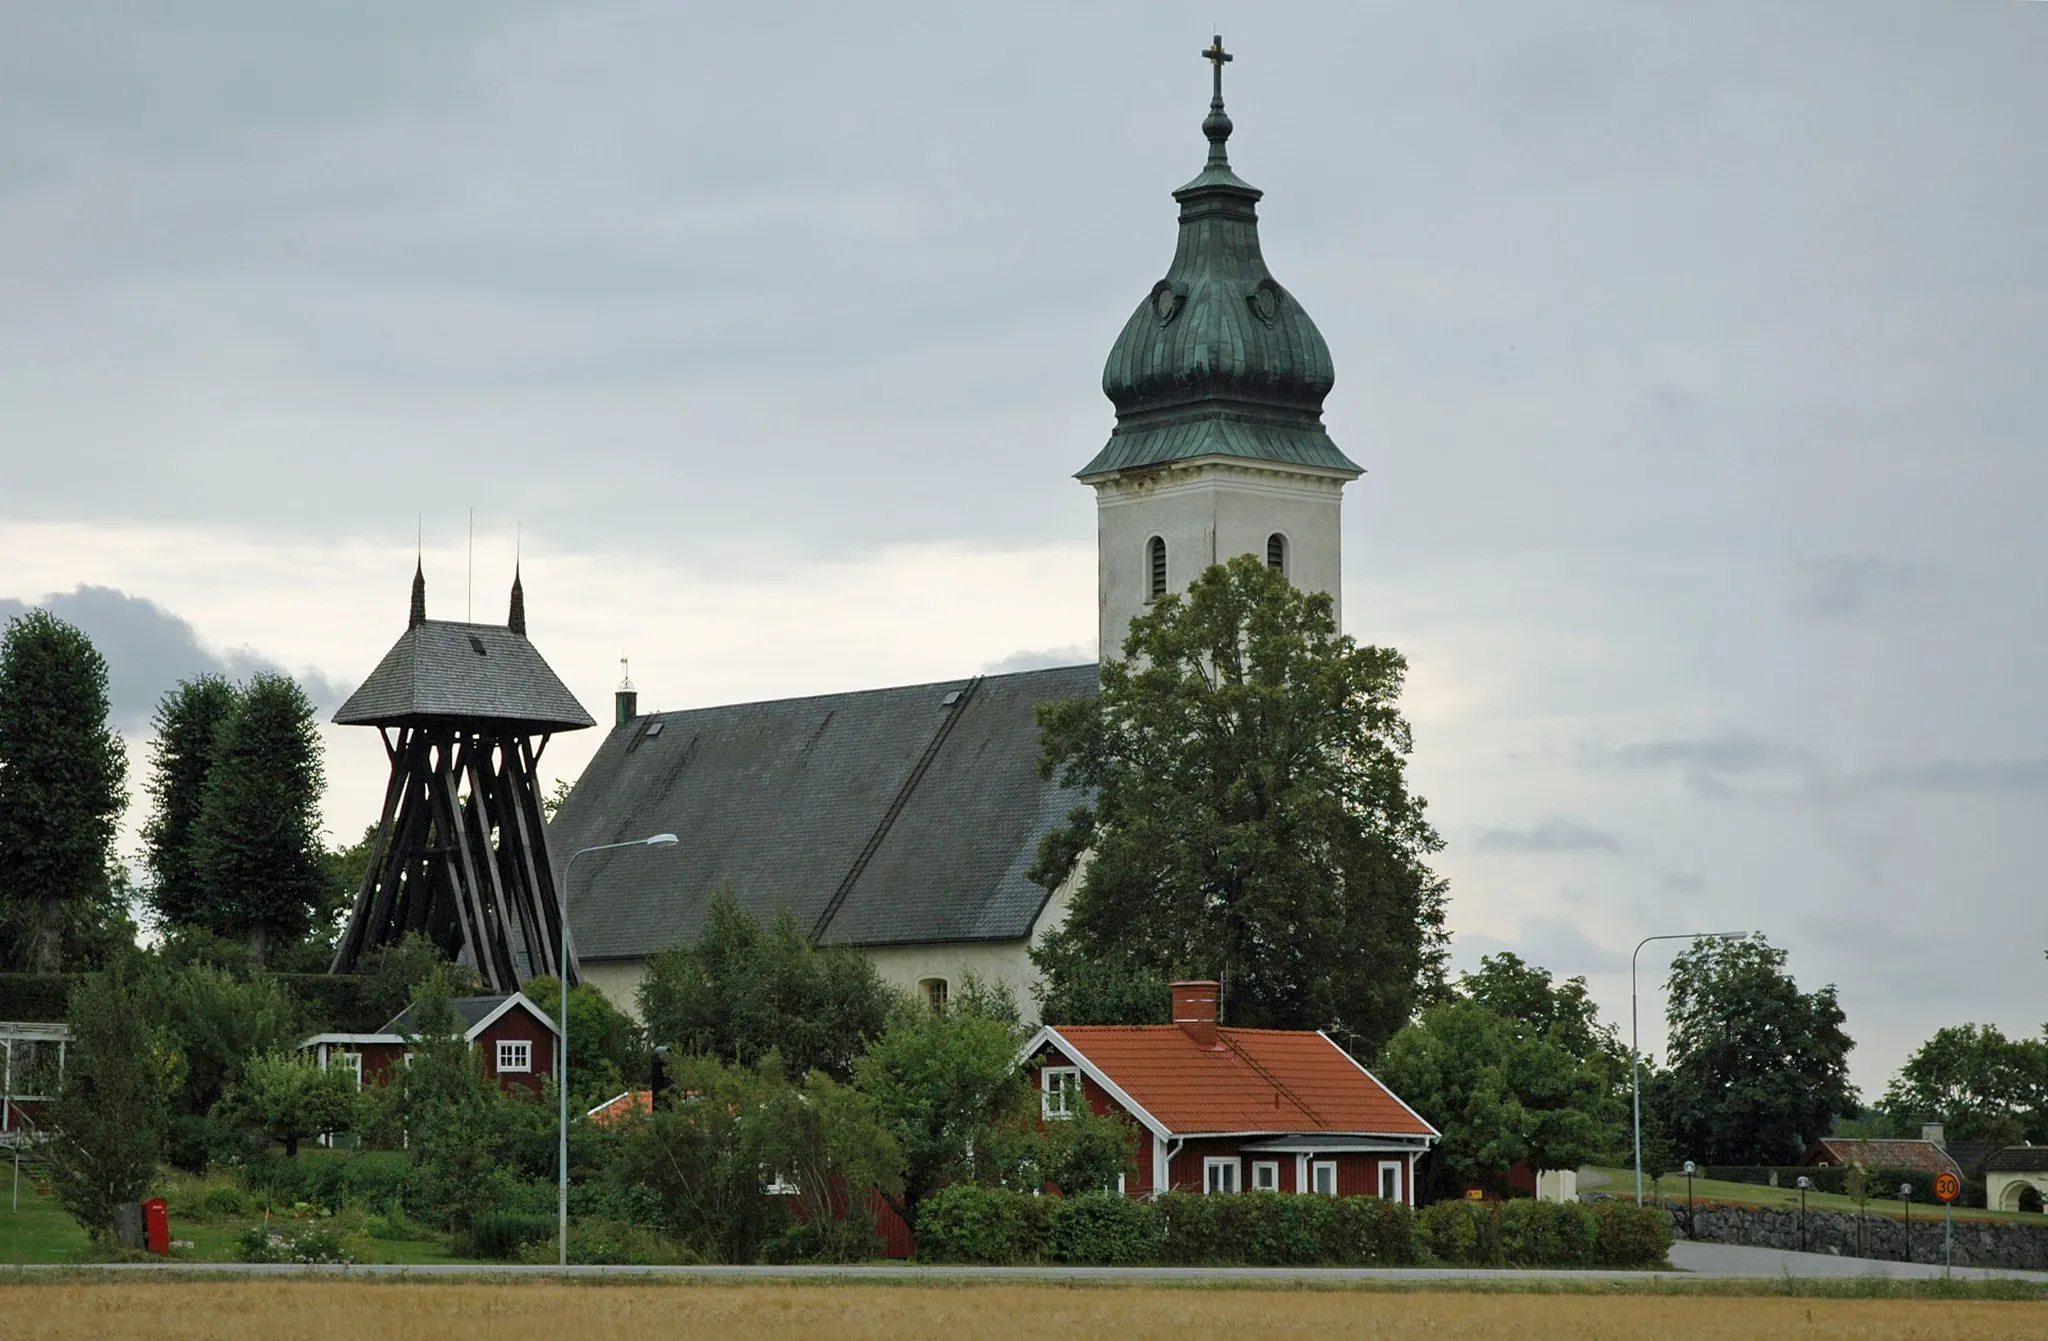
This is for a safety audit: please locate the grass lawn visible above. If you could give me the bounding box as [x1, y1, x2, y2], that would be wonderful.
[1, 1182, 477, 1266]
[1, 1282, 2045, 1340]
[1583, 1166, 2037, 1225]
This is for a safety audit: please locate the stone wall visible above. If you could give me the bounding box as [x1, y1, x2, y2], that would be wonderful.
[1652, 1198, 2048, 1272]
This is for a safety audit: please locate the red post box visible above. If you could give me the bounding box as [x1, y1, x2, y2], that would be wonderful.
[143, 1197, 170, 1255]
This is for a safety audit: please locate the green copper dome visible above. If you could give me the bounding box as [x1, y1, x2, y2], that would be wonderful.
[1079, 51, 1360, 482]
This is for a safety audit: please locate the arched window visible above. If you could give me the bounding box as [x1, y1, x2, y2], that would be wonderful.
[919, 978, 949, 1013]
[1148, 536, 1168, 600]
[1266, 532, 1287, 574]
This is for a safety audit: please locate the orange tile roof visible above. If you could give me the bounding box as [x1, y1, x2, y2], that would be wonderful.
[587, 1088, 653, 1127]
[1046, 1025, 1435, 1139]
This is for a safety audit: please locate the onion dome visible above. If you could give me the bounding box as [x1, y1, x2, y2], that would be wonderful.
[1080, 39, 1359, 481]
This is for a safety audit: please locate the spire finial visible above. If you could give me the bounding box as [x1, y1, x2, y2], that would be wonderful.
[409, 557, 427, 629]
[507, 565, 527, 636]
[1200, 35, 1234, 165]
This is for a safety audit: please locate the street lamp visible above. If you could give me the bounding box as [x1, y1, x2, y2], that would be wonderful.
[1684, 1160, 1697, 1236]
[1796, 1175, 1813, 1252]
[558, 834, 679, 1267]
[1899, 1182, 1913, 1264]
[1633, 931, 1749, 1206]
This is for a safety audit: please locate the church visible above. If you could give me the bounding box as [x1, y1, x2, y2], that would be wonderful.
[550, 43, 1363, 1022]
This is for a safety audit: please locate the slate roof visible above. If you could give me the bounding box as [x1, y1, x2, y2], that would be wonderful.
[333, 620, 595, 732]
[1984, 1146, 2048, 1173]
[1806, 1138, 1961, 1176]
[381, 993, 556, 1039]
[549, 664, 1098, 960]
[1037, 1024, 1437, 1140]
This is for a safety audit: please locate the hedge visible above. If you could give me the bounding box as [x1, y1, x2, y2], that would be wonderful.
[0, 971, 384, 1032]
[916, 1189, 1666, 1268]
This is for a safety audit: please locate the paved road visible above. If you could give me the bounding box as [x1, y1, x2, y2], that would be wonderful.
[8, 1246, 2043, 1282]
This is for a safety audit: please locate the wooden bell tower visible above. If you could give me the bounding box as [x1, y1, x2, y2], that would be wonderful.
[328, 564, 596, 991]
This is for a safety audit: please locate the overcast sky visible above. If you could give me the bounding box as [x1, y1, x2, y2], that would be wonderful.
[4, 1, 2043, 1096]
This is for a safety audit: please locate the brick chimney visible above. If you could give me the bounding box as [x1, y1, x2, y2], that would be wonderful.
[1172, 980, 1221, 1048]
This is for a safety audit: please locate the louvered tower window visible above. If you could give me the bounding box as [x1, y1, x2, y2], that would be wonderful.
[1266, 532, 1287, 574]
[1148, 537, 1167, 600]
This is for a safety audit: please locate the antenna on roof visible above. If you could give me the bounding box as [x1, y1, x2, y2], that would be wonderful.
[619, 651, 633, 691]
[467, 507, 474, 622]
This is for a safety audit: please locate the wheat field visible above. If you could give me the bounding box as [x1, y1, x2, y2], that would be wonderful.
[0, 1282, 2044, 1340]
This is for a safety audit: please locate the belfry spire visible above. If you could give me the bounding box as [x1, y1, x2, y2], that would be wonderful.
[409, 558, 427, 629]
[508, 565, 527, 636]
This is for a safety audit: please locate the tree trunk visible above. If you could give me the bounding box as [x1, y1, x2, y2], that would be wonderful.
[32, 896, 65, 973]
[248, 924, 269, 971]
[284, 1133, 300, 1159]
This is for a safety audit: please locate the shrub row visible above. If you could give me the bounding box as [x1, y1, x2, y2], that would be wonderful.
[915, 1188, 1669, 1269]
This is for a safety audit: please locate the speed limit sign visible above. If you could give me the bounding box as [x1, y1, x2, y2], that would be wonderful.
[1934, 1171, 1961, 1204]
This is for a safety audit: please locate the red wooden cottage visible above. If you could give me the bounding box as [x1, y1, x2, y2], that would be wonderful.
[302, 992, 559, 1097]
[1020, 981, 1437, 1203]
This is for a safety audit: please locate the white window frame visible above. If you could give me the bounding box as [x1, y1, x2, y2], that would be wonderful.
[1312, 1161, 1339, 1197]
[496, 1039, 532, 1073]
[339, 1052, 363, 1090]
[1251, 1160, 1280, 1192]
[1041, 1066, 1082, 1120]
[1204, 1157, 1242, 1195]
[1378, 1160, 1403, 1203]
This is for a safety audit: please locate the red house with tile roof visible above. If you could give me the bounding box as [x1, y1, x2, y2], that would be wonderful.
[1020, 981, 1437, 1203]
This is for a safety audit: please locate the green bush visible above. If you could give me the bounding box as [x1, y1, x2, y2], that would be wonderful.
[359, 1212, 428, 1242]
[1046, 1191, 1163, 1265]
[0, 972, 74, 1021]
[1334, 1195, 1422, 1266]
[202, 1183, 249, 1218]
[338, 1151, 412, 1213]
[1591, 1201, 1671, 1268]
[469, 1210, 557, 1260]
[1499, 1199, 1596, 1267]
[516, 1218, 694, 1266]
[915, 1184, 1046, 1264]
[1419, 1197, 1501, 1265]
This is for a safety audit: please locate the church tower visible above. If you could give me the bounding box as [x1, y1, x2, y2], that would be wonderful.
[1081, 38, 1360, 661]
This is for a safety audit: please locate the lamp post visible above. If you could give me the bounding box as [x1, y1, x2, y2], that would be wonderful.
[1633, 932, 1749, 1205]
[1684, 1160, 1696, 1237]
[1899, 1182, 1913, 1264]
[558, 834, 678, 1267]
[1796, 1176, 1812, 1252]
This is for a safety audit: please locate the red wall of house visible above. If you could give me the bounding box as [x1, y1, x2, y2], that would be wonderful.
[475, 1010, 554, 1095]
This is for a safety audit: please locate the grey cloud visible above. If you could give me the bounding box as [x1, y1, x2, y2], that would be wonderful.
[1456, 916, 1629, 977]
[0, 585, 351, 730]
[1856, 758, 2048, 797]
[1659, 873, 1709, 894]
[982, 646, 1095, 676]
[1792, 556, 1929, 620]
[1471, 817, 1622, 853]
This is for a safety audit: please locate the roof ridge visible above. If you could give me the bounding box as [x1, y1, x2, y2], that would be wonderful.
[810, 675, 984, 942]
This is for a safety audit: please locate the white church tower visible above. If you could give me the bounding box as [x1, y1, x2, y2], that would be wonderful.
[1080, 38, 1360, 661]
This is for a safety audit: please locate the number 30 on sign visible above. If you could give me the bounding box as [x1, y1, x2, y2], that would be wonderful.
[1934, 1172, 1961, 1204]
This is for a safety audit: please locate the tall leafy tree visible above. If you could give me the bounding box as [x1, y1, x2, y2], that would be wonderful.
[44, 957, 175, 1241]
[1377, 956, 1628, 1198]
[1879, 1024, 2048, 1146]
[1029, 555, 1447, 1052]
[188, 672, 328, 967]
[637, 888, 893, 1082]
[853, 983, 1032, 1232]
[141, 674, 239, 930]
[1654, 935, 1857, 1164]
[0, 610, 128, 971]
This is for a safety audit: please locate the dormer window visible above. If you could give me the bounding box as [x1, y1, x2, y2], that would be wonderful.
[1266, 532, 1287, 574]
[1148, 537, 1167, 600]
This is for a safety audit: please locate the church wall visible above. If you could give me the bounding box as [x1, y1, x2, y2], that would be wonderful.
[1094, 458, 1347, 658]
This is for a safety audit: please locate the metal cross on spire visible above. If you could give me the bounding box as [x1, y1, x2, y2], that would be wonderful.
[1202, 34, 1232, 100]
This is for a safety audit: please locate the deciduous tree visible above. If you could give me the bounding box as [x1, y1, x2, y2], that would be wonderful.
[0, 610, 128, 971]
[1879, 1023, 2048, 1146]
[1028, 556, 1447, 1053]
[220, 1050, 359, 1158]
[637, 889, 892, 1083]
[1653, 935, 1857, 1165]
[141, 674, 238, 930]
[44, 957, 175, 1241]
[188, 672, 329, 967]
